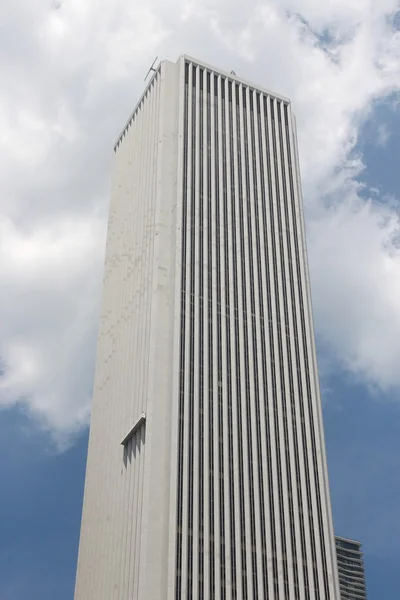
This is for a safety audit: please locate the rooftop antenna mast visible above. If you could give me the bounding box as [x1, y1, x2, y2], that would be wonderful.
[144, 56, 159, 81]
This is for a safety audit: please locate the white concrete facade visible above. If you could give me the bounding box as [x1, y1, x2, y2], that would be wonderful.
[74, 56, 340, 600]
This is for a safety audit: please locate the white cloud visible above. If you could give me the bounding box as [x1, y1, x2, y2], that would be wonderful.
[308, 194, 400, 391]
[0, 0, 399, 438]
[0, 213, 106, 443]
[376, 123, 391, 146]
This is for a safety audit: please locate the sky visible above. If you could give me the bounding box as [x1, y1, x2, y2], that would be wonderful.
[0, 0, 399, 598]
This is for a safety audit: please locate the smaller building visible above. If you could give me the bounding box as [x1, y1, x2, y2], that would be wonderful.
[335, 536, 367, 600]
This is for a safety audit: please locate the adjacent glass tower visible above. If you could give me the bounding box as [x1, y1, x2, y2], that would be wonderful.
[335, 537, 367, 600]
[75, 55, 340, 600]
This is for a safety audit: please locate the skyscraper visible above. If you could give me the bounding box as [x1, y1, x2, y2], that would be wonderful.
[75, 55, 340, 600]
[335, 537, 367, 600]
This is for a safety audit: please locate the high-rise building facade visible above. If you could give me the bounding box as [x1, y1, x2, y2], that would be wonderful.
[335, 537, 367, 600]
[75, 55, 340, 600]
